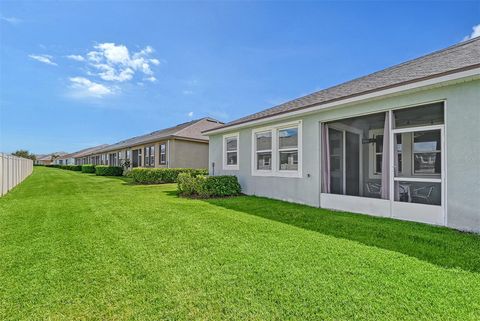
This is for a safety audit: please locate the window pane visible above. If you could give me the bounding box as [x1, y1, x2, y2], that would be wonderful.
[226, 137, 237, 151]
[257, 152, 271, 170]
[394, 102, 444, 129]
[331, 156, 341, 171]
[279, 128, 298, 149]
[414, 152, 441, 174]
[256, 132, 271, 151]
[375, 135, 383, 153]
[395, 181, 441, 206]
[413, 130, 441, 152]
[329, 128, 342, 156]
[279, 151, 298, 171]
[375, 155, 382, 174]
[226, 152, 237, 165]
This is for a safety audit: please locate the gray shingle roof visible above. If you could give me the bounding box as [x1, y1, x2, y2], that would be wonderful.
[68, 144, 110, 159]
[209, 37, 480, 131]
[92, 118, 223, 154]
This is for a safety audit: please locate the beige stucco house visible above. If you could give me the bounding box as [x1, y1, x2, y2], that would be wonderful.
[76, 118, 223, 169]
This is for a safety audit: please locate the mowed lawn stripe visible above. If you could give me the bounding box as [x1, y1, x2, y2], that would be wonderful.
[0, 167, 479, 320]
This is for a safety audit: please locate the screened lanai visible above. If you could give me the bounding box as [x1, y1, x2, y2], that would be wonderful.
[321, 102, 444, 213]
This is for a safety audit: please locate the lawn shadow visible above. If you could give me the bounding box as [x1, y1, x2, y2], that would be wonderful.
[204, 195, 480, 273]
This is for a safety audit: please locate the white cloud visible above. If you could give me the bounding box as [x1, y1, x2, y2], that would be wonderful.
[93, 63, 134, 81]
[1, 16, 22, 25]
[95, 43, 130, 64]
[29, 54, 57, 66]
[145, 76, 156, 82]
[182, 90, 194, 95]
[84, 42, 160, 83]
[66, 54, 85, 62]
[187, 111, 194, 117]
[463, 24, 480, 41]
[69, 77, 114, 98]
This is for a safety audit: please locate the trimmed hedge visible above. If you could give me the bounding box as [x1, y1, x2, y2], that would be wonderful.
[95, 165, 123, 176]
[81, 164, 96, 173]
[177, 173, 241, 198]
[131, 168, 208, 184]
[45, 164, 81, 170]
[62, 165, 82, 171]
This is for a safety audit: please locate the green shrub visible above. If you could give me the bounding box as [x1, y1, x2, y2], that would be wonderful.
[177, 173, 198, 195]
[45, 164, 60, 168]
[177, 174, 241, 198]
[131, 168, 208, 184]
[95, 165, 123, 176]
[81, 164, 96, 173]
[61, 165, 82, 171]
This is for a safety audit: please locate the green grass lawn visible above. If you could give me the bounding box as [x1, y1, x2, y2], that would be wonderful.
[1, 167, 479, 320]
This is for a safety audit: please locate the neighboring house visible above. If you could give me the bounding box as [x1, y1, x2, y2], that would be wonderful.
[77, 118, 223, 169]
[73, 144, 110, 165]
[205, 38, 480, 232]
[34, 154, 48, 165]
[53, 145, 109, 165]
[35, 152, 67, 165]
[53, 153, 75, 165]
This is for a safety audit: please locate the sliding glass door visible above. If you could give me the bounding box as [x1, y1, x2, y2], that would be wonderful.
[328, 126, 362, 196]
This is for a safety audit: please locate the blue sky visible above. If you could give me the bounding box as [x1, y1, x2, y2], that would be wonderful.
[1, 1, 478, 154]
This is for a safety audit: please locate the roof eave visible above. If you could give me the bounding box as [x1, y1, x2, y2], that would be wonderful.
[204, 66, 480, 135]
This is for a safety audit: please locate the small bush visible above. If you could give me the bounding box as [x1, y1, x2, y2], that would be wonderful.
[95, 165, 123, 176]
[131, 168, 208, 184]
[177, 173, 198, 195]
[177, 174, 241, 198]
[45, 164, 61, 168]
[81, 164, 96, 173]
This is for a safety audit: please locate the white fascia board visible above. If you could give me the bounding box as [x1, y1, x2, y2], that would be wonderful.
[205, 68, 480, 136]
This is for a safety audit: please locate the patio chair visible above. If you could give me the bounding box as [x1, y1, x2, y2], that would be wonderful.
[365, 182, 381, 197]
[412, 185, 435, 204]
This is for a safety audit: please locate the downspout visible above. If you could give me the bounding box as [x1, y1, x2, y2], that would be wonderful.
[167, 140, 171, 168]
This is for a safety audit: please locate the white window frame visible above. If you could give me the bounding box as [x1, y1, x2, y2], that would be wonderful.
[251, 120, 302, 178]
[159, 143, 167, 165]
[253, 130, 273, 173]
[368, 128, 404, 179]
[223, 132, 239, 170]
[411, 130, 442, 177]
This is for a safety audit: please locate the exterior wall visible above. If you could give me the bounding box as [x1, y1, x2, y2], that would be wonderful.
[129, 141, 169, 168]
[127, 139, 208, 169]
[209, 79, 480, 232]
[36, 159, 52, 165]
[54, 157, 75, 165]
[170, 139, 209, 169]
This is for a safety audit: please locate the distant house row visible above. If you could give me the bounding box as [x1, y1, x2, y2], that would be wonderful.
[53, 118, 223, 169]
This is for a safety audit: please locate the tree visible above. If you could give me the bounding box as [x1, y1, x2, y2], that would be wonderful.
[12, 150, 36, 161]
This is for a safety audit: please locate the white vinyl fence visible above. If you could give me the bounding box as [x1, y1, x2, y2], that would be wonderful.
[0, 153, 33, 197]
